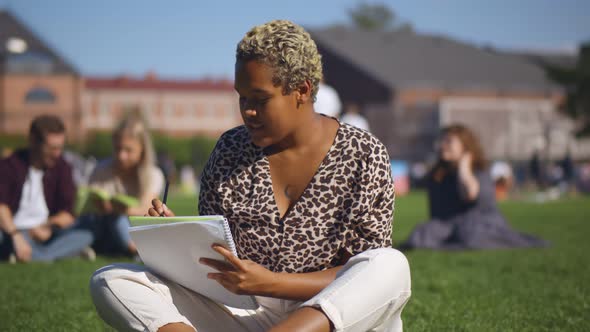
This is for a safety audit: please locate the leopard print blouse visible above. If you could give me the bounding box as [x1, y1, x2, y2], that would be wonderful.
[198, 122, 395, 273]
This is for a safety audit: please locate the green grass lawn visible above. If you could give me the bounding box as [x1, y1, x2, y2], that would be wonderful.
[1, 192, 588, 331]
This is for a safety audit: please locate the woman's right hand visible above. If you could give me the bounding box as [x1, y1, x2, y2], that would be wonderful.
[146, 199, 175, 217]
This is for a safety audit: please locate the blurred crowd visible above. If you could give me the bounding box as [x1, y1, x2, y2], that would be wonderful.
[1, 81, 585, 263]
[0, 114, 176, 263]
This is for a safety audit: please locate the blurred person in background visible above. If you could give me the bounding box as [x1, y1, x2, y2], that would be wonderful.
[340, 103, 370, 132]
[410, 161, 429, 188]
[401, 124, 548, 250]
[63, 150, 97, 187]
[0, 115, 94, 263]
[179, 164, 197, 194]
[490, 160, 514, 201]
[529, 150, 543, 189]
[314, 78, 342, 118]
[559, 150, 576, 194]
[78, 114, 164, 256]
[577, 162, 590, 193]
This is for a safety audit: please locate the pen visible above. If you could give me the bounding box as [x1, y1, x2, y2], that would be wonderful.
[161, 179, 169, 216]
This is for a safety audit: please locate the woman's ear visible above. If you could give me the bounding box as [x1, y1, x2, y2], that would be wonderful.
[295, 80, 312, 105]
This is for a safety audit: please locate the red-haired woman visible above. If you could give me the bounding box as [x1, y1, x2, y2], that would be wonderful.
[402, 124, 547, 250]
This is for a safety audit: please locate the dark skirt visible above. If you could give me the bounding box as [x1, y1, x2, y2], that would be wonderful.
[402, 211, 548, 250]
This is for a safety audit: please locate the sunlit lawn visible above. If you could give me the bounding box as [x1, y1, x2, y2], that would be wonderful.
[0, 192, 588, 331]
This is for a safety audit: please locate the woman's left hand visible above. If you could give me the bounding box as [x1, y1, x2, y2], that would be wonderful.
[200, 244, 277, 297]
[457, 152, 480, 201]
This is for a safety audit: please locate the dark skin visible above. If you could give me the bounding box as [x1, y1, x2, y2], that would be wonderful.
[151, 60, 345, 332]
[237, 60, 339, 219]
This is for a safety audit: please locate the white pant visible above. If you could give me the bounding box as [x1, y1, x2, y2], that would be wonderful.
[90, 248, 411, 332]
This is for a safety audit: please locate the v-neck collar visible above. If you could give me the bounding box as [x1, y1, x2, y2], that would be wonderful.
[263, 120, 344, 222]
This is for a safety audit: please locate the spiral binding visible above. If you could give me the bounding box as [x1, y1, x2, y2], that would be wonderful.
[221, 217, 238, 256]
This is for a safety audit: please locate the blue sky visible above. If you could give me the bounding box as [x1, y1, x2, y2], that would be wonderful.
[3, 0, 589, 78]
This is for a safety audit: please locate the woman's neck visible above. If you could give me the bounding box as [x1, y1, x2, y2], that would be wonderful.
[115, 164, 139, 179]
[268, 110, 325, 155]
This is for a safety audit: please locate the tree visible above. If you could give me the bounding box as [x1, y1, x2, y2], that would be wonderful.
[348, 2, 395, 31]
[545, 42, 590, 136]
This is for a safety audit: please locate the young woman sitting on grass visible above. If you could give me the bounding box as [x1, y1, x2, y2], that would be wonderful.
[90, 20, 411, 332]
[79, 114, 165, 256]
[401, 124, 548, 250]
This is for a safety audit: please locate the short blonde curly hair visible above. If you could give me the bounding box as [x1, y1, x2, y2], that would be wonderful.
[236, 20, 323, 100]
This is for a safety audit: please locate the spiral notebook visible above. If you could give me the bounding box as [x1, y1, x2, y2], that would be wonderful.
[128, 216, 259, 309]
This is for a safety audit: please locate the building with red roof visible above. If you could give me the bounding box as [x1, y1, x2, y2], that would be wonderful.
[82, 73, 240, 137]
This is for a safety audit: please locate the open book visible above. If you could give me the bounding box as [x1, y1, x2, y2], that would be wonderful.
[76, 187, 140, 215]
[128, 216, 259, 310]
[88, 188, 139, 207]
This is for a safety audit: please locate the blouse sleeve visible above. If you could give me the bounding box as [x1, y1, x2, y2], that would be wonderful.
[345, 141, 395, 254]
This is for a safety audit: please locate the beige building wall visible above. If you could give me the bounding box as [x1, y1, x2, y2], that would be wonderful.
[440, 96, 588, 161]
[385, 88, 566, 161]
[81, 88, 241, 137]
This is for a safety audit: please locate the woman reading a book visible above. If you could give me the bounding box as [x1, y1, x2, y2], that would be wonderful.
[81, 114, 165, 256]
[90, 20, 411, 332]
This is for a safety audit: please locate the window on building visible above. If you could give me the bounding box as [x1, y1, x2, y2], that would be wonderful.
[143, 103, 154, 116]
[5, 51, 55, 74]
[24, 87, 56, 104]
[164, 104, 175, 118]
[175, 105, 185, 117]
[100, 103, 110, 117]
[192, 104, 202, 118]
[207, 105, 217, 118]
